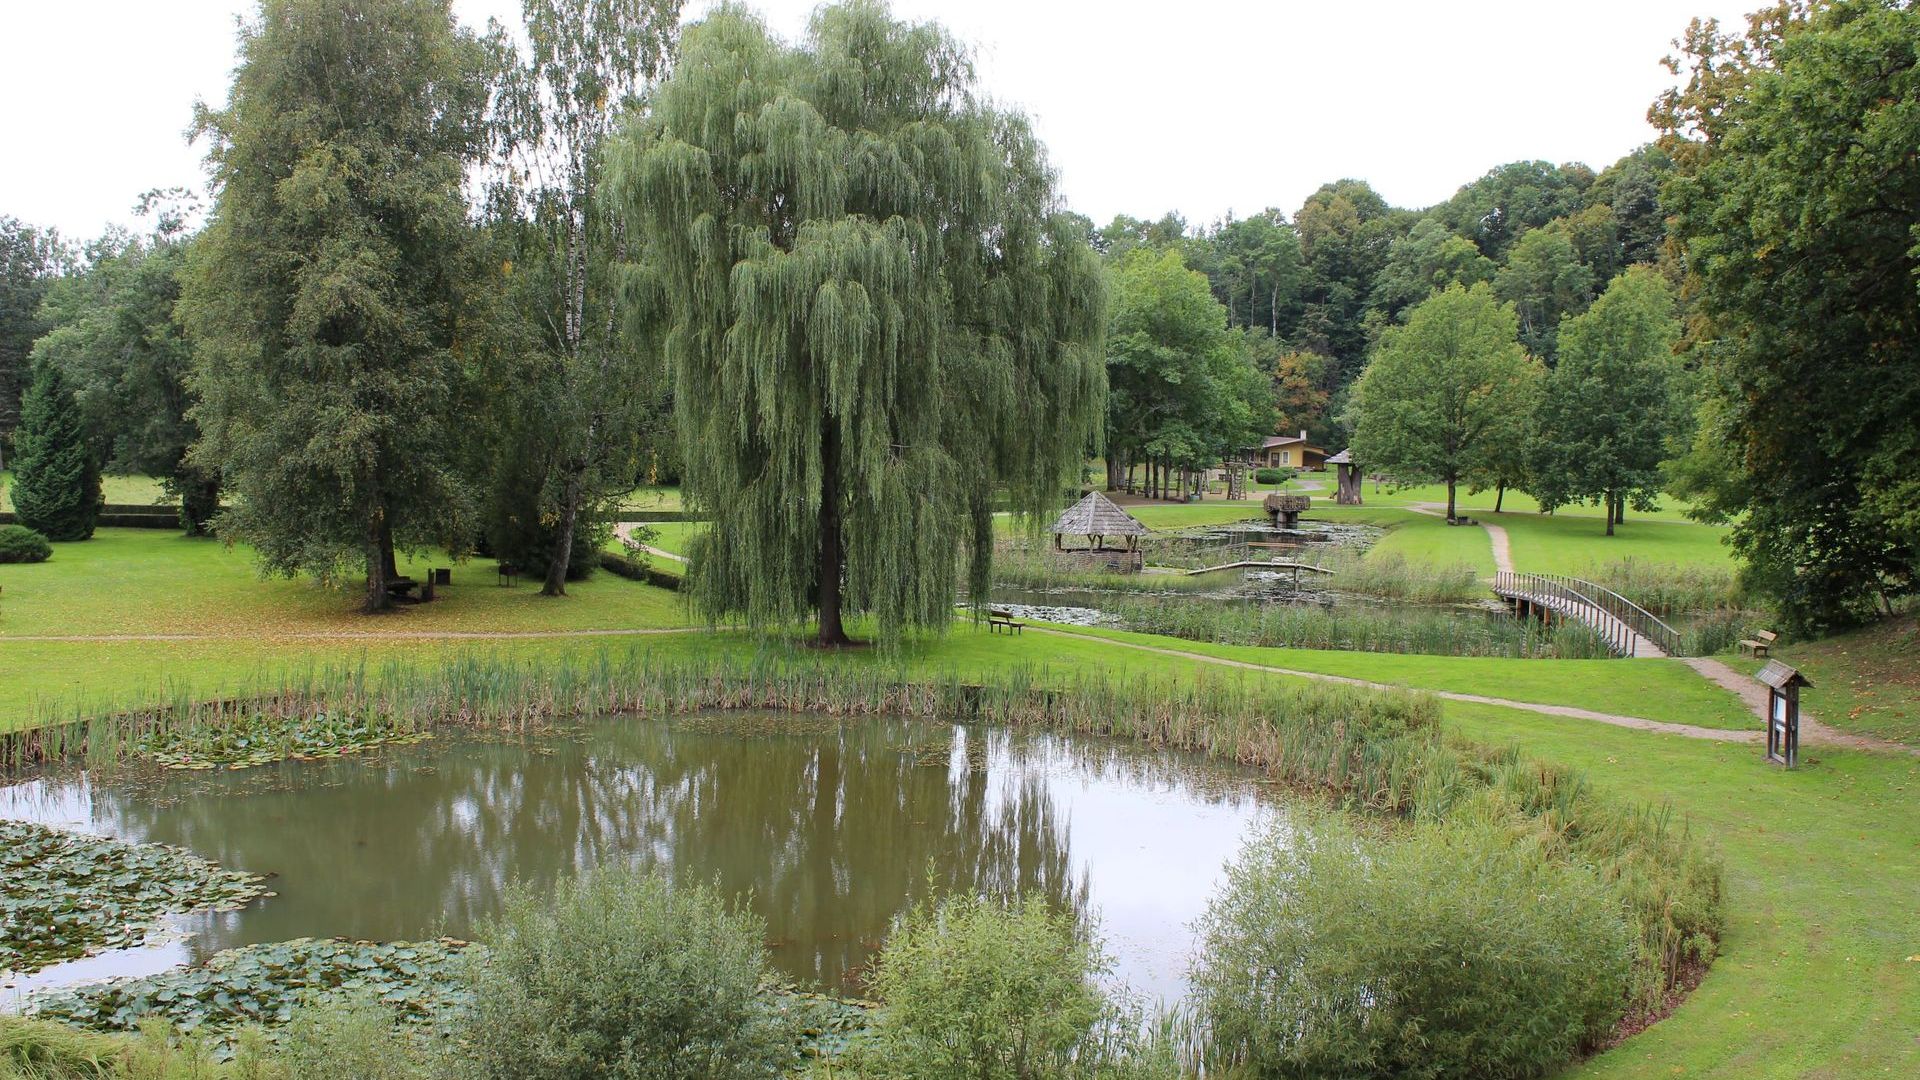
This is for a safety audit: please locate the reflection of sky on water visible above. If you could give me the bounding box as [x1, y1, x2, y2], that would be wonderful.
[2, 717, 1277, 1008]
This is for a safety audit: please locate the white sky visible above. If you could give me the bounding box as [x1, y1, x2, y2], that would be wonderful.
[2, 1, 1755, 240]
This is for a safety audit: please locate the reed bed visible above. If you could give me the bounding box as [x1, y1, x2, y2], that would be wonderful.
[1309, 551, 1482, 604]
[987, 548, 1225, 594]
[1581, 558, 1750, 616]
[1102, 596, 1614, 659]
[0, 649, 1718, 1008]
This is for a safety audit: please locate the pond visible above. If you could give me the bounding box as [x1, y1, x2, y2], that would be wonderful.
[1, 714, 1277, 1008]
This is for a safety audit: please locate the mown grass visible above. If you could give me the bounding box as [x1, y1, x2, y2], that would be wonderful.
[1442, 700, 1920, 1079]
[0, 528, 692, 639]
[1752, 611, 1920, 747]
[0, 471, 169, 511]
[1022, 621, 1758, 731]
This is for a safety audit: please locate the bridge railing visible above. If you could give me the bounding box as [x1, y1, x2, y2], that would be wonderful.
[1493, 571, 1683, 657]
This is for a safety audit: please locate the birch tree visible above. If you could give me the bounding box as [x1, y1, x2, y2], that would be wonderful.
[484, 0, 682, 595]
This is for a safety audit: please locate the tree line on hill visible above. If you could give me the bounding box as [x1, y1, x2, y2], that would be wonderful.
[0, 0, 1912, 635]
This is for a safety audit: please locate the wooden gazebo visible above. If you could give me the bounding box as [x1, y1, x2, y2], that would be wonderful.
[1050, 491, 1148, 572]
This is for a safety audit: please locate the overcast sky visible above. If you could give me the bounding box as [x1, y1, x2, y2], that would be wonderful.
[3, 0, 1754, 240]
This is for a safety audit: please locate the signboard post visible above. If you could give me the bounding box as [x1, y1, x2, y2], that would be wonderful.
[1757, 660, 1811, 768]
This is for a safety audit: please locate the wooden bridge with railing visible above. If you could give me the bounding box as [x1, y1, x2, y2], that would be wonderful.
[1492, 571, 1683, 658]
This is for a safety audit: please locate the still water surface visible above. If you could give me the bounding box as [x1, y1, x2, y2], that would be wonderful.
[2, 714, 1276, 1004]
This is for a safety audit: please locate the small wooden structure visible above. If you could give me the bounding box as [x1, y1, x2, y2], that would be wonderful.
[1050, 491, 1148, 572]
[1327, 448, 1362, 506]
[1738, 629, 1778, 658]
[988, 608, 1024, 635]
[1222, 459, 1247, 501]
[1263, 493, 1311, 528]
[1758, 660, 1811, 768]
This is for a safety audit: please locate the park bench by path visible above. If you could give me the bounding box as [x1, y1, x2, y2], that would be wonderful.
[988, 608, 1024, 635]
[1738, 629, 1778, 658]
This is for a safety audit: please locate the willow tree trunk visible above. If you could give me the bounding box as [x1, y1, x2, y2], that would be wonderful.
[1495, 483, 1506, 513]
[1605, 490, 1617, 536]
[1445, 475, 1458, 522]
[816, 423, 850, 646]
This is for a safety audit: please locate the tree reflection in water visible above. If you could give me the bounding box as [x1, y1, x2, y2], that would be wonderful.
[12, 715, 1270, 998]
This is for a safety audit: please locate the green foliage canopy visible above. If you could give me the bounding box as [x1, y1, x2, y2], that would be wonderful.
[1347, 283, 1541, 521]
[180, 0, 490, 610]
[30, 210, 217, 533]
[1657, 0, 1920, 628]
[1530, 267, 1682, 531]
[1104, 248, 1269, 486]
[606, 0, 1107, 644]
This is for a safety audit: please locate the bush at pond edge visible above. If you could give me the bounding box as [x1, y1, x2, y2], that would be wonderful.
[452, 866, 794, 1080]
[1194, 816, 1635, 1080]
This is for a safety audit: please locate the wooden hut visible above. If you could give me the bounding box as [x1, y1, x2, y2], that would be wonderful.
[1050, 491, 1148, 572]
[1328, 448, 1362, 505]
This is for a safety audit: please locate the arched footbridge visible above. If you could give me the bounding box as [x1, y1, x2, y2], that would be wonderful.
[1492, 571, 1683, 658]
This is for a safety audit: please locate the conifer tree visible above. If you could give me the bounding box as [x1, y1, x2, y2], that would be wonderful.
[10, 358, 99, 541]
[607, 1, 1106, 644]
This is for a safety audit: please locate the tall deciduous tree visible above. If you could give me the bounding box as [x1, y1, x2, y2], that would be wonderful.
[1529, 267, 1681, 534]
[1347, 283, 1541, 521]
[483, 0, 682, 595]
[1656, 0, 1920, 629]
[606, 1, 1106, 645]
[181, 0, 489, 611]
[1103, 248, 1266, 495]
[32, 198, 219, 533]
[10, 358, 99, 541]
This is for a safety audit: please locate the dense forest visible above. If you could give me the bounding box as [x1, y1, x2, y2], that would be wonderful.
[0, 0, 1913, 632]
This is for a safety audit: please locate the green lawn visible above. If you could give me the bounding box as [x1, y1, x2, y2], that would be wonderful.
[0, 529, 691, 641]
[1750, 612, 1920, 747]
[1033, 621, 1756, 730]
[1444, 699, 1920, 1079]
[1491, 510, 1737, 575]
[1, 471, 170, 511]
[2, 521, 1917, 1078]
[640, 520, 704, 557]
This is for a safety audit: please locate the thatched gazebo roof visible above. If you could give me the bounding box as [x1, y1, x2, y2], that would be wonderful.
[1325, 448, 1352, 466]
[1050, 491, 1148, 537]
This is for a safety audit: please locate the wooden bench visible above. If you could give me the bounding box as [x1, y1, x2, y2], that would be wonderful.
[987, 608, 1023, 635]
[1738, 629, 1778, 658]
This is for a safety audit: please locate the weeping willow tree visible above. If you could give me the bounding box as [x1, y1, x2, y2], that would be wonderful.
[605, 1, 1106, 645]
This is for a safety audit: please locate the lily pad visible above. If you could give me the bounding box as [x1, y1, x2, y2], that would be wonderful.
[0, 820, 268, 976]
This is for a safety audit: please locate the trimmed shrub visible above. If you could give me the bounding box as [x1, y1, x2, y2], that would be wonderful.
[0, 524, 51, 563]
[855, 893, 1173, 1079]
[1253, 467, 1287, 485]
[1194, 817, 1634, 1080]
[453, 867, 793, 1080]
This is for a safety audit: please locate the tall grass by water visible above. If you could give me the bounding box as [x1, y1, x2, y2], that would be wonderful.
[1582, 558, 1749, 616]
[1102, 595, 1614, 659]
[2, 649, 1719, 1015]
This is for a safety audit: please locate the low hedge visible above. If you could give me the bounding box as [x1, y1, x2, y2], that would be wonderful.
[599, 550, 683, 591]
